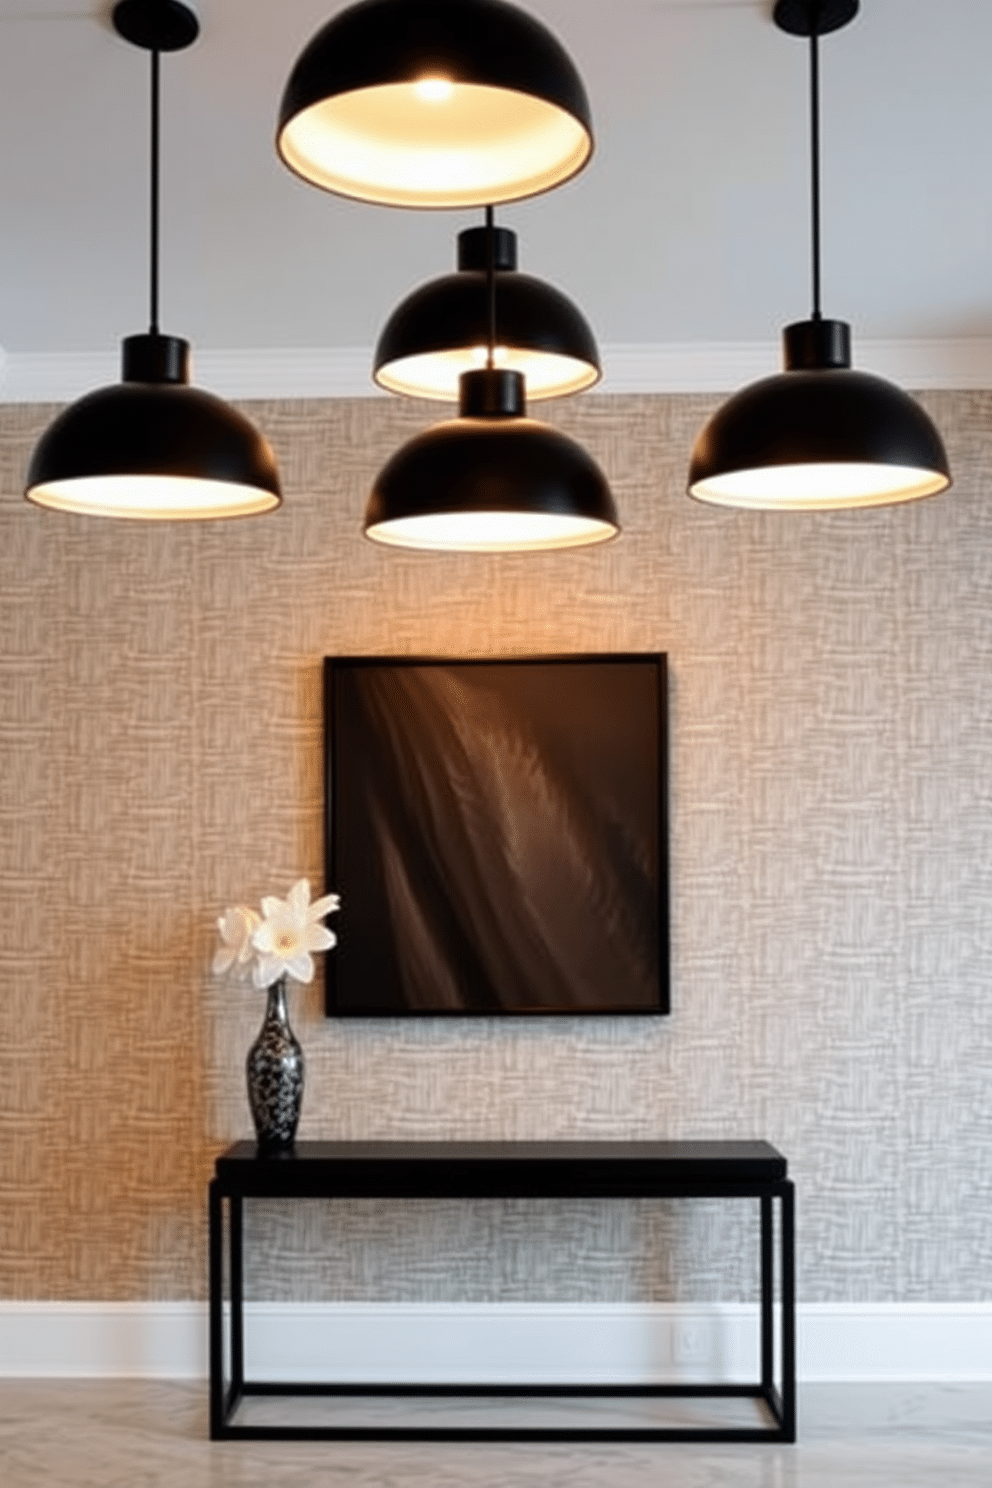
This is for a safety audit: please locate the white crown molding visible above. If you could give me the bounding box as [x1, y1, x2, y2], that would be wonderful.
[3, 340, 992, 404]
[1, 1301, 990, 1382]
[0, 347, 384, 404]
[601, 339, 992, 393]
[601, 342, 779, 392]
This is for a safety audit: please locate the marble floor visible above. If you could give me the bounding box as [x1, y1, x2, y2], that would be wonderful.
[0, 1380, 989, 1487]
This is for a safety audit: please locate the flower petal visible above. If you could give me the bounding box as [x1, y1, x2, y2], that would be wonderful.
[303, 924, 334, 954]
[286, 950, 315, 984]
[260, 895, 285, 921]
[308, 892, 341, 921]
[254, 955, 283, 989]
[212, 944, 236, 976]
[287, 879, 311, 916]
[251, 923, 276, 953]
[215, 905, 262, 978]
[218, 909, 239, 944]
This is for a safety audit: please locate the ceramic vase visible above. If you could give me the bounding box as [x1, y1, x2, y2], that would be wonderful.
[246, 976, 304, 1149]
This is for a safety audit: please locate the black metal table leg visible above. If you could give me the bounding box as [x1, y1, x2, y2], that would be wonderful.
[760, 1193, 773, 1390]
[781, 1180, 797, 1442]
[230, 1194, 245, 1395]
[208, 1179, 224, 1440]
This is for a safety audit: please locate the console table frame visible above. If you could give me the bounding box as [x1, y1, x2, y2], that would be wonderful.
[208, 1139, 795, 1442]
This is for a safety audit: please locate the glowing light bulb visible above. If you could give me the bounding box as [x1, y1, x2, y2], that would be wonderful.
[414, 76, 454, 103]
[467, 346, 510, 368]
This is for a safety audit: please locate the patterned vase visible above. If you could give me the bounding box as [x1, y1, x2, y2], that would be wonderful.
[246, 976, 304, 1149]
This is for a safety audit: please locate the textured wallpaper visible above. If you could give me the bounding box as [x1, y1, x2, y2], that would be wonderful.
[1, 390, 991, 1304]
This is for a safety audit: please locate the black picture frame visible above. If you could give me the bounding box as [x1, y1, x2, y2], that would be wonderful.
[324, 654, 669, 1016]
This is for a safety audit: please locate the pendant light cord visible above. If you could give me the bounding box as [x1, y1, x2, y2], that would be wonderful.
[485, 204, 496, 370]
[808, 9, 822, 321]
[149, 46, 161, 336]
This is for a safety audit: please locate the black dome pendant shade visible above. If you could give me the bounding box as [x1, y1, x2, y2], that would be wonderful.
[27, 335, 281, 520]
[690, 318, 950, 509]
[277, 0, 593, 208]
[26, 1, 281, 521]
[688, 0, 950, 510]
[365, 368, 618, 551]
[374, 221, 601, 401]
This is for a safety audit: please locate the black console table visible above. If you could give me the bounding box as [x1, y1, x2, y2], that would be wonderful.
[208, 1139, 795, 1442]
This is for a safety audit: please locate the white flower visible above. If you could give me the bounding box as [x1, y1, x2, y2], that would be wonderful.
[250, 878, 341, 989]
[212, 905, 261, 979]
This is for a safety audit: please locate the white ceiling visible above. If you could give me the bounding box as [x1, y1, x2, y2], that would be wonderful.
[1, 0, 990, 395]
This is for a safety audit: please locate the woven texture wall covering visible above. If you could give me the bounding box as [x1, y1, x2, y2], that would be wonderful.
[1, 390, 991, 1303]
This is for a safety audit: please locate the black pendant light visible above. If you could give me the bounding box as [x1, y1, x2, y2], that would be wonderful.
[688, 0, 950, 511]
[277, 0, 593, 209]
[374, 217, 601, 401]
[26, 0, 281, 521]
[364, 210, 618, 551]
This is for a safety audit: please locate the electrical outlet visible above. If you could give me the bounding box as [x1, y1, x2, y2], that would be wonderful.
[673, 1318, 712, 1365]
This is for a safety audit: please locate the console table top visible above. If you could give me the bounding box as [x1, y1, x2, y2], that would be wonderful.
[213, 1140, 787, 1199]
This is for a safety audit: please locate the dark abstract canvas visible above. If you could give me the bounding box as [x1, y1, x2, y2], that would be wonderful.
[324, 655, 668, 1015]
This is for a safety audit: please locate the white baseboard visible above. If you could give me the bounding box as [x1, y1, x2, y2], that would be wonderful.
[0, 1301, 208, 1379]
[4, 339, 992, 403]
[1, 1302, 990, 1383]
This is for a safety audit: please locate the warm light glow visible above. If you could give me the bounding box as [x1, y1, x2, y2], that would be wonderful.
[365, 510, 617, 552]
[375, 346, 598, 402]
[689, 461, 951, 511]
[413, 76, 454, 103]
[278, 81, 591, 207]
[26, 474, 281, 520]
